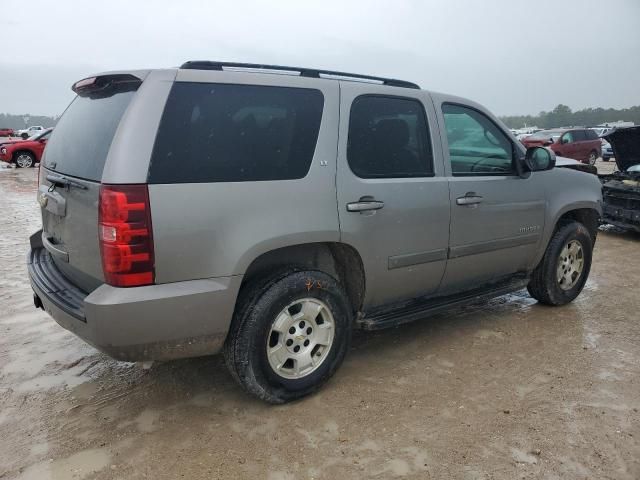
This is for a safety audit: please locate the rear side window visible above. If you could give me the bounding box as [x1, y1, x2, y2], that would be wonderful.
[148, 83, 324, 183]
[573, 130, 587, 141]
[44, 90, 136, 181]
[347, 95, 433, 178]
[585, 129, 598, 140]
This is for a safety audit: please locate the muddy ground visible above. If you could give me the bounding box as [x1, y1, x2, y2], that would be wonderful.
[0, 162, 638, 479]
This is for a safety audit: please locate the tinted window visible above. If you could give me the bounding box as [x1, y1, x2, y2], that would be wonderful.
[347, 96, 433, 178]
[573, 130, 587, 141]
[562, 131, 575, 143]
[43, 90, 135, 181]
[585, 129, 598, 140]
[442, 104, 514, 176]
[148, 83, 324, 183]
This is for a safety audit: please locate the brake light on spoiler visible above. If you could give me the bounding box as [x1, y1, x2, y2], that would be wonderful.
[99, 185, 155, 287]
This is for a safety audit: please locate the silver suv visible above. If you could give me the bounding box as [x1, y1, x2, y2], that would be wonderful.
[28, 61, 602, 403]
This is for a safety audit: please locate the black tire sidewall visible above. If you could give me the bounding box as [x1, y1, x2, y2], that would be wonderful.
[240, 271, 352, 400]
[545, 223, 593, 304]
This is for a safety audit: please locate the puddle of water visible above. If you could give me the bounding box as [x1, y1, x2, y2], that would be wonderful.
[17, 447, 111, 480]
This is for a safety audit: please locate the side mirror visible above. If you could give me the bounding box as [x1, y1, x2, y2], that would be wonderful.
[524, 146, 556, 172]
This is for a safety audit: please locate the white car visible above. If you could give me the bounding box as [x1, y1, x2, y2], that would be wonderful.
[15, 125, 45, 139]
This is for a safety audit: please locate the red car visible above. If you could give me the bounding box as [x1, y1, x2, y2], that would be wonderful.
[0, 128, 15, 137]
[522, 128, 601, 165]
[0, 128, 52, 168]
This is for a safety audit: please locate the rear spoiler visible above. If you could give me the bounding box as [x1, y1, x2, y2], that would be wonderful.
[72, 74, 142, 98]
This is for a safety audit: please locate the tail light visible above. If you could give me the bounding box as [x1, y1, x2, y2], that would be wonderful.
[99, 185, 154, 287]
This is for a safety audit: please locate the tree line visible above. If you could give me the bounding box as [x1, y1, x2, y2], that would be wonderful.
[1, 103, 638, 131]
[500, 104, 640, 129]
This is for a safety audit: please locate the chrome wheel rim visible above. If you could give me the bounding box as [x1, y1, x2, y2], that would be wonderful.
[16, 154, 32, 168]
[266, 298, 335, 380]
[557, 239, 584, 290]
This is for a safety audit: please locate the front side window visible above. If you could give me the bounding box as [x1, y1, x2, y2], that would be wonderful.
[562, 131, 575, 144]
[149, 83, 324, 183]
[347, 96, 433, 178]
[442, 104, 514, 176]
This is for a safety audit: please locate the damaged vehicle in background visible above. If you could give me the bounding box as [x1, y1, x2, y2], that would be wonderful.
[522, 128, 601, 166]
[600, 126, 640, 232]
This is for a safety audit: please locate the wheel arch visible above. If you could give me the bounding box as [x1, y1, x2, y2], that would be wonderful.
[12, 149, 37, 163]
[534, 203, 601, 268]
[240, 241, 366, 315]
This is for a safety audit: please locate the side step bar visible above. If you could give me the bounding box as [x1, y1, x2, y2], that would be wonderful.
[358, 275, 530, 331]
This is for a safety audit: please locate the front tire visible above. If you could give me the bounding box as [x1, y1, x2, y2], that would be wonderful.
[14, 152, 34, 168]
[527, 221, 593, 306]
[224, 269, 352, 403]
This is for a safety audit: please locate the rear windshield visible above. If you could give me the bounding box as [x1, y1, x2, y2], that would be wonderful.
[43, 89, 136, 181]
[148, 83, 324, 183]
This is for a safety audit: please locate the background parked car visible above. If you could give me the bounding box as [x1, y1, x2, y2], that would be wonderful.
[521, 128, 601, 165]
[601, 141, 614, 161]
[0, 128, 15, 137]
[15, 125, 45, 139]
[0, 128, 52, 167]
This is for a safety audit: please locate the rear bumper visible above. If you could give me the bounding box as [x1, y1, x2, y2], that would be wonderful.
[28, 243, 242, 361]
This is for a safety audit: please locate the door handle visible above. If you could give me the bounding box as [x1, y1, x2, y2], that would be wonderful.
[346, 197, 385, 213]
[456, 192, 483, 206]
[42, 233, 69, 262]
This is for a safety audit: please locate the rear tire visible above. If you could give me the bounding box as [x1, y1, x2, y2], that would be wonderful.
[527, 221, 593, 306]
[14, 152, 34, 168]
[224, 269, 352, 403]
[588, 150, 598, 165]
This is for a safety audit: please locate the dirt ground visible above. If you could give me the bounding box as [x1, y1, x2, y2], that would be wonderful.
[0, 161, 638, 480]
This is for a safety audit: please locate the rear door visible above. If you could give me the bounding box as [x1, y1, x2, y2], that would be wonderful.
[572, 130, 589, 161]
[38, 74, 144, 291]
[336, 83, 450, 308]
[435, 101, 546, 293]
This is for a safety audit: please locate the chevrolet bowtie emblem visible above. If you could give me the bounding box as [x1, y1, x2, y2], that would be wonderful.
[38, 194, 48, 208]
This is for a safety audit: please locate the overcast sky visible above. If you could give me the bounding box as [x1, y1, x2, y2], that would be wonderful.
[1, 0, 638, 117]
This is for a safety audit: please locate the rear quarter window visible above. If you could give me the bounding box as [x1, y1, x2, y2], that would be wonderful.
[148, 83, 324, 183]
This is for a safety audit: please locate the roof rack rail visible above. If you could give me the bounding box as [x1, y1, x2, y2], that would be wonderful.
[179, 61, 420, 89]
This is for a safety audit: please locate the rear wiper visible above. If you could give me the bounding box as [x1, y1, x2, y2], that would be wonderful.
[46, 174, 88, 190]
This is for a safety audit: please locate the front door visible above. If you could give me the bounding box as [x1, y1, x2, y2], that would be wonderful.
[336, 83, 450, 308]
[558, 130, 578, 159]
[436, 102, 546, 294]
